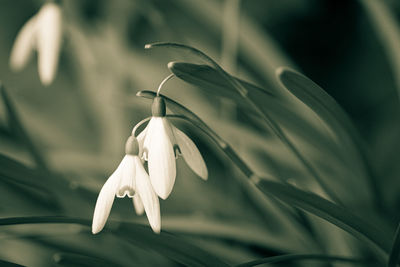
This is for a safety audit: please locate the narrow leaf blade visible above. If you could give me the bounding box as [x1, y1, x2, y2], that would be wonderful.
[0, 84, 48, 170]
[388, 223, 400, 267]
[256, 179, 391, 256]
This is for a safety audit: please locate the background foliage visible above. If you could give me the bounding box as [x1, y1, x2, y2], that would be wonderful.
[0, 0, 400, 266]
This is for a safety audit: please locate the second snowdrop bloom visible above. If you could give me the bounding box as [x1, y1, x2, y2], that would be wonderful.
[138, 96, 208, 200]
[9, 2, 62, 86]
[92, 136, 160, 234]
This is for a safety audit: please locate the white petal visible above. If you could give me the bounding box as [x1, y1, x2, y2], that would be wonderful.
[116, 155, 136, 198]
[37, 3, 62, 85]
[174, 127, 208, 180]
[133, 194, 144, 215]
[9, 15, 39, 72]
[144, 117, 176, 199]
[135, 156, 161, 233]
[92, 168, 121, 234]
[137, 126, 147, 158]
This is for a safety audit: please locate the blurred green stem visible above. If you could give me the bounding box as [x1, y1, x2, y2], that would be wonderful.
[221, 0, 240, 74]
[359, 0, 400, 108]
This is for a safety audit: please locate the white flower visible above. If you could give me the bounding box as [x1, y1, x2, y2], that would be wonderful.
[9, 3, 62, 86]
[138, 96, 208, 200]
[92, 136, 160, 234]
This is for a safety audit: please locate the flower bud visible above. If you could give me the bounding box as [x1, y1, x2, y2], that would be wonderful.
[125, 136, 139, 155]
[151, 96, 166, 117]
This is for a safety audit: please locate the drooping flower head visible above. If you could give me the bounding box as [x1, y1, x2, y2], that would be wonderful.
[9, 2, 62, 86]
[92, 136, 160, 234]
[138, 76, 208, 200]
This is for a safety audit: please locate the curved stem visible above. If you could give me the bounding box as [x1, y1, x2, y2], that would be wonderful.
[131, 117, 151, 136]
[157, 74, 175, 96]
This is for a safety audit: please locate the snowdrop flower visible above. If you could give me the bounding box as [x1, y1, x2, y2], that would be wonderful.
[138, 95, 208, 200]
[92, 136, 160, 234]
[9, 2, 62, 86]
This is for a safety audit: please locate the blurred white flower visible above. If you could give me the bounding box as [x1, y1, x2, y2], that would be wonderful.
[92, 136, 160, 234]
[138, 96, 208, 200]
[9, 3, 62, 86]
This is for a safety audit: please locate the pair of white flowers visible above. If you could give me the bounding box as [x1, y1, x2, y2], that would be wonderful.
[92, 96, 208, 234]
[10, 2, 62, 86]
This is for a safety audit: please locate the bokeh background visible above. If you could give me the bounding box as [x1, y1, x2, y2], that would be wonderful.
[0, 0, 400, 266]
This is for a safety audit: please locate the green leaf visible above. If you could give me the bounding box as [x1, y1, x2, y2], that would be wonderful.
[0, 259, 26, 267]
[276, 67, 380, 206]
[255, 179, 391, 258]
[166, 62, 347, 170]
[0, 154, 61, 210]
[0, 216, 230, 267]
[388, 223, 400, 267]
[53, 252, 123, 267]
[0, 84, 48, 170]
[359, 0, 400, 103]
[164, 59, 342, 203]
[236, 253, 373, 267]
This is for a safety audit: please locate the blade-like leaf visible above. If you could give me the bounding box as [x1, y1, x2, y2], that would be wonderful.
[255, 178, 391, 257]
[359, 0, 400, 103]
[0, 216, 229, 267]
[167, 62, 345, 164]
[0, 259, 26, 267]
[276, 68, 380, 206]
[0, 154, 61, 210]
[53, 252, 123, 267]
[0, 84, 48, 170]
[388, 223, 400, 267]
[236, 253, 373, 267]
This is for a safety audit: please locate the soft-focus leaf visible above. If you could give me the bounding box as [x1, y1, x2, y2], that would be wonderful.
[388, 223, 400, 267]
[167, 62, 343, 161]
[236, 253, 373, 267]
[53, 252, 123, 267]
[0, 259, 26, 267]
[0, 154, 60, 211]
[277, 67, 378, 202]
[0, 84, 48, 170]
[359, 0, 400, 102]
[256, 179, 391, 258]
[0, 216, 230, 267]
